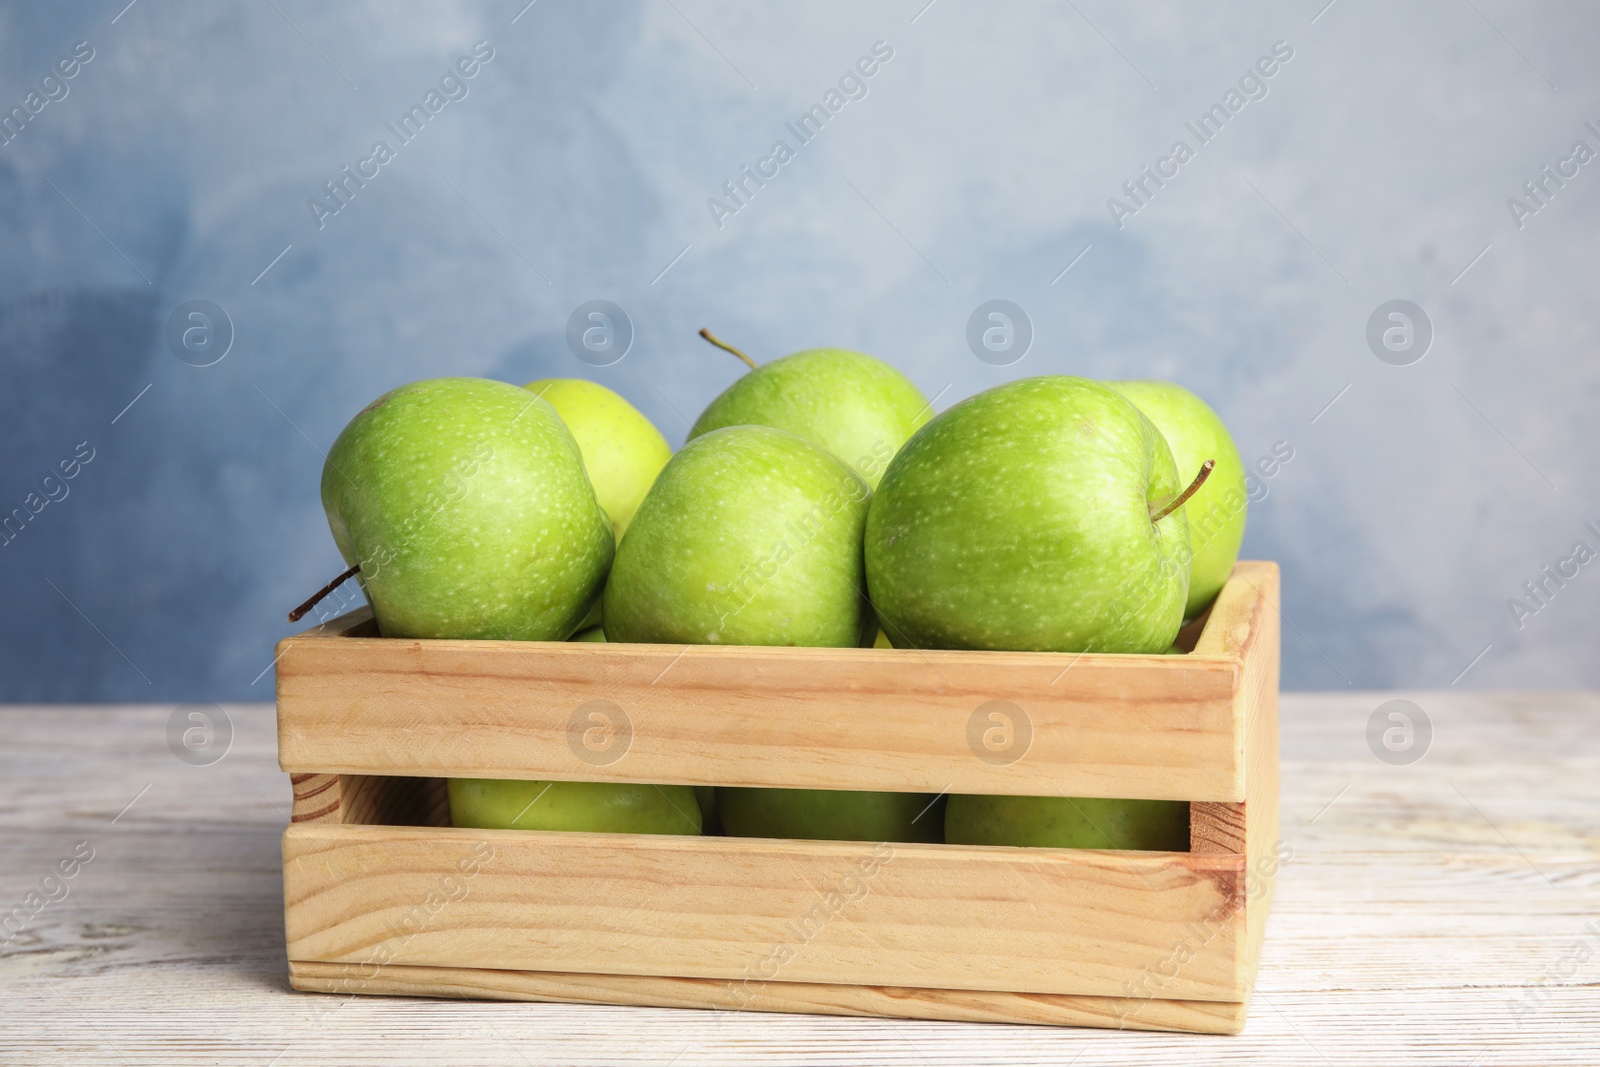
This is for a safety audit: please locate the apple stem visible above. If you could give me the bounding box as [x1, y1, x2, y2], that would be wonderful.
[699, 328, 758, 371]
[1150, 460, 1215, 524]
[288, 563, 361, 623]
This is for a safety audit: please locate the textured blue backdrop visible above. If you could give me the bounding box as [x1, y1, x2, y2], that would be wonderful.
[2, 0, 1596, 700]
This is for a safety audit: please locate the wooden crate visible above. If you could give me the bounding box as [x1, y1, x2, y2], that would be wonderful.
[276, 560, 1280, 1034]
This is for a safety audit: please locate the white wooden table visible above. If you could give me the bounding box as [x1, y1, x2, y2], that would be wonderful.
[2, 694, 1596, 1065]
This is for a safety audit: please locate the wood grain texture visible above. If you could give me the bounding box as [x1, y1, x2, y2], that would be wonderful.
[288, 960, 1248, 1035]
[1237, 564, 1281, 991]
[272, 563, 1286, 804]
[1189, 802, 1247, 853]
[291, 773, 448, 826]
[282, 824, 1247, 1003]
[289, 772, 342, 824]
[4, 694, 1598, 1064]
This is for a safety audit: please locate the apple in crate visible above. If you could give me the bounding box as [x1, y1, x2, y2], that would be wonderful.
[718, 787, 942, 843]
[688, 336, 930, 489]
[523, 378, 670, 542]
[604, 424, 874, 647]
[449, 779, 700, 836]
[864, 375, 1193, 654]
[321, 377, 612, 641]
[605, 424, 937, 842]
[945, 794, 1189, 851]
[865, 376, 1205, 850]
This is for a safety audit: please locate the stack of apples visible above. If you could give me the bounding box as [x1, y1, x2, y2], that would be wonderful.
[314, 333, 1248, 851]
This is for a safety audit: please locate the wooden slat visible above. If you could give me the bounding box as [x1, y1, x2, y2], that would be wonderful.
[271, 569, 1285, 804]
[289, 772, 343, 824]
[282, 824, 1248, 1003]
[1189, 802, 1247, 853]
[1115, 563, 1280, 1028]
[1237, 563, 1281, 990]
[288, 961, 1247, 1035]
[1191, 561, 1270, 657]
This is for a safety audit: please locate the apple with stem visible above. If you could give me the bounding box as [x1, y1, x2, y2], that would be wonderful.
[688, 330, 930, 489]
[865, 376, 1201, 654]
[320, 377, 612, 641]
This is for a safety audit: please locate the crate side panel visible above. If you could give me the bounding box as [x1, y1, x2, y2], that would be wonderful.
[282, 825, 1246, 1002]
[276, 640, 1242, 802]
[288, 960, 1247, 1034]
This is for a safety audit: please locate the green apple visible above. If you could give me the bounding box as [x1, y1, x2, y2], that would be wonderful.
[865, 376, 1191, 654]
[604, 423, 899, 837]
[718, 787, 942, 843]
[322, 377, 612, 640]
[603, 425, 872, 647]
[449, 778, 700, 835]
[945, 795, 1188, 850]
[455, 632, 704, 838]
[688, 341, 929, 488]
[523, 378, 671, 542]
[1109, 380, 1246, 619]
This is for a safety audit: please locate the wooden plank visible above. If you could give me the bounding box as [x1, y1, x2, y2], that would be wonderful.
[274, 571, 1271, 804]
[288, 961, 1248, 1034]
[1191, 560, 1272, 657]
[289, 772, 343, 824]
[1184, 564, 1280, 856]
[282, 824, 1248, 1002]
[1189, 801, 1247, 853]
[1237, 563, 1281, 991]
[1115, 563, 1280, 1027]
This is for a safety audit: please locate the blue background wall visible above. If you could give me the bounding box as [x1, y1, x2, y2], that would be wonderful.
[1, 0, 1596, 701]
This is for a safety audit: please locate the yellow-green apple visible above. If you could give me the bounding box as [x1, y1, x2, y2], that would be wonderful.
[523, 378, 671, 541]
[1109, 380, 1245, 619]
